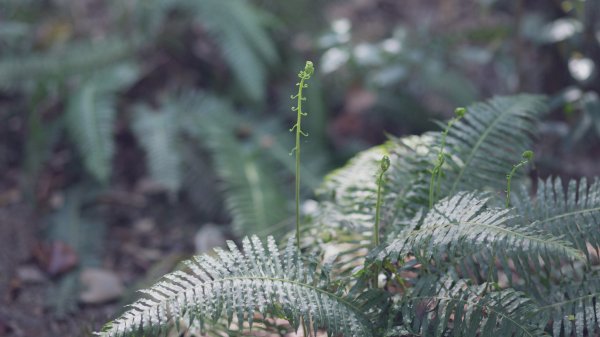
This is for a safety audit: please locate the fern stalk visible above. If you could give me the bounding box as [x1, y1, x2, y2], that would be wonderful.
[374, 155, 390, 248]
[429, 107, 466, 208]
[290, 61, 314, 247]
[505, 150, 533, 208]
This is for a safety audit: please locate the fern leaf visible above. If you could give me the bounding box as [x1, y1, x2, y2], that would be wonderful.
[376, 193, 583, 270]
[535, 276, 600, 337]
[514, 177, 600, 264]
[65, 84, 116, 183]
[399, 277, 544, 336]
[132, 104, 182, 193]
[0, 37, 138, 89]
[442, 94, 547, 197]
[178, 93, 290, 237]
[97, 236, 376, 337]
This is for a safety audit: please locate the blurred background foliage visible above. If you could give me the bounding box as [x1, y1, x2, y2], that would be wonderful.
[0, 0, 599, 335]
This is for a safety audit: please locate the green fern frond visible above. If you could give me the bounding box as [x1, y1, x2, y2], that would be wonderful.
[97, 236, 376, 337]
[65, 84, 116, 183]
[514, 177, 600, 263]
[441, 94, 547, 197]
[178, 93, 290, 237]
[535, 275, 600, 337]
[132, 104, 183, 193]
[0, 37, 139, 89]
[376, 192, 583, 270]
[399, 277, 544, 337]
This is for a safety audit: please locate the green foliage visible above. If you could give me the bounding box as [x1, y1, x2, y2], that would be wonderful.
[98, 236, 378, 337]
[181, 93, 291, 237]
[132, 104, 183, 193]
[291, 61, 314, 246]
[100, 90, 600, 336]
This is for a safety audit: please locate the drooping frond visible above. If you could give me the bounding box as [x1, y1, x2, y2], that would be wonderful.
[535, 275, 600, 337]
[178, 93, 290, 237]
[513, 177, 600, 264]
[0, 37, 139, 89]
[97, 236, 377, 337]
[397, 277, 544, 337]
[65, 84, 116, 183]
[132, 104, 183, 193]
[140, 0, 277, 101]
[376, 193, 583, 272]
[194, 0, 277, 101]
[441, 94, 547, 198]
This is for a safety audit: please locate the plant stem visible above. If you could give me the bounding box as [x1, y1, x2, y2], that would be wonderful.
[429, 108, 465, 208]
[506, 150, 533, 208]
[295, 76, 305, 247]
[373, 155, 390, 287]
[291, 61, 313, 248]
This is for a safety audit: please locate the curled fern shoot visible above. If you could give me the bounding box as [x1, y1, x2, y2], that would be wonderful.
[290, 61, 314, 247]
[506, 150, 534, 208]
[374, 155, 390, 248]
[429, 107, 466, 208]
[372, 155, 390, 288]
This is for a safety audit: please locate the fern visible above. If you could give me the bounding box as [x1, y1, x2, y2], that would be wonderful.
[65, 83, 116, 183]
[512, 177, 600, 336]
[514, 177, 600, 263]
[441, 94, 546, 197]
[132, 104, 183, 193]
[97, 236, 378, 337]
[0, 37, 139, 89]
[535, 275, 600, 337]
[376, 193, 583, 273]
[179, 93, 290, 237]
[397, 277, 544, 337]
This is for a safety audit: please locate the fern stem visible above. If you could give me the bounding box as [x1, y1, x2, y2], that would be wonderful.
[291, 61, 314, 248]
[374, 155, 390, 247]
[429, 107, 465, 208]
[505, 150, 533, 208]
[372, 155, 390, 287]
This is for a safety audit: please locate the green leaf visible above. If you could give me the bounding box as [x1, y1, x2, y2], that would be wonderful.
[66, 84, 116, 183]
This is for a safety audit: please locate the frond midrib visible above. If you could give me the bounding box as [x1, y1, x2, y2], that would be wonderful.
[537, 291, 600, 310]
[408, 294, 537, 337]
[538, 206, 600, 223]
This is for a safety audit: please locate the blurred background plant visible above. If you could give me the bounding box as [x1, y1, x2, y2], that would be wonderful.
[0, 0, 598, 335]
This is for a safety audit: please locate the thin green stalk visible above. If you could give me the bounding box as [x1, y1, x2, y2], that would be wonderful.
[290, 61, 314, 248]
[374, 155, 390, 247]
[372, 155, 390, 287]
[506, 150, 534, 208]
[429, 107, 466, 208]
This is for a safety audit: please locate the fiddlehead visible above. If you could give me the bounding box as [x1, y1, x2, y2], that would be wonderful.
[428, 107, 466, 208]
[505, 150, 534, 208]
[290, 61, 314, 247]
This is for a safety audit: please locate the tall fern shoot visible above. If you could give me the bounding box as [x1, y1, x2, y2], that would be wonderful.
[429, 107, 466, 208]
[374, 155, 390, 248]
[506, 150, 534, 207]
[290, 61, 314, 247]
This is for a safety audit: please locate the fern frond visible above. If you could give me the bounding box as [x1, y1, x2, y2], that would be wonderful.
[376, 193, 583, 271]
[178, 93, 290, 237]
[514, 177, 600, 264]
[399, 277, 544, 337]
[535, 275, 600, 337]
[132, 104, 183, 193]
[97, 236, 377, 337]
[65, 84, 116, 183]
[442, 94, 547, 198]
[0, 37, 139, 89]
